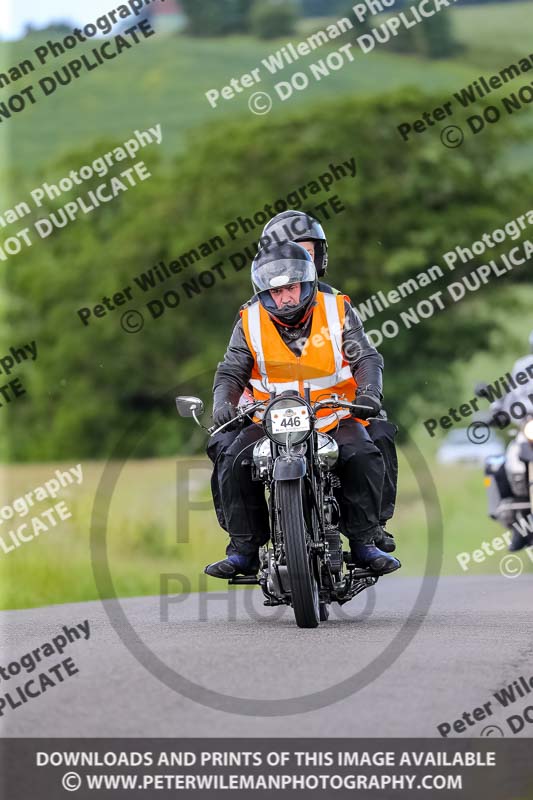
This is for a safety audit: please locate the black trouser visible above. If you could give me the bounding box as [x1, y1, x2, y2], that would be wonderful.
[206, 423, 256, 533]
[367, 418, 398, 525]
[207, 417, 399, 534]
[494, 463, 513, 498]
[212, 418, 385, 558]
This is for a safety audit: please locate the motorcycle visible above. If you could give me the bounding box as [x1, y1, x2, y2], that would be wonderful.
[475, 383, 533, 546]
[176, 389, 395, 629]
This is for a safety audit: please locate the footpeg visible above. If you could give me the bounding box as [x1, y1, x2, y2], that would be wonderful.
[345, 563, 381, 578]
[228, 575, 259, 585]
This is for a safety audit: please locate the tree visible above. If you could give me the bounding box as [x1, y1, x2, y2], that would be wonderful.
[4, 93, 530, 460]
[301, 0, 349, 14]
[181, 0, 255, 36]
[348, 11, 460, 59]
[420, 14, 461, 59]
[250, 0, 298, 39]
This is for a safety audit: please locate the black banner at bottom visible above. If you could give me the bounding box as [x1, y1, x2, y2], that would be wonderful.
[1, 739, 532, 799]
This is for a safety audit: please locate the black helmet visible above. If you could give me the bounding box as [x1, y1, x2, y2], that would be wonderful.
[260, 210, 329, 277]
[251, 242, 317, 326]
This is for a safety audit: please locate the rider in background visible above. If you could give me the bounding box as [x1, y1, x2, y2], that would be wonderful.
[484, 332, 533, 551]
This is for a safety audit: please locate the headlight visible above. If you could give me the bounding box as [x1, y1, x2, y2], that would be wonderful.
[524, 420, 533, 442]
[264, 395, 312, 446]
[252, 437, 272, 479]
[316, 433, 339, 470]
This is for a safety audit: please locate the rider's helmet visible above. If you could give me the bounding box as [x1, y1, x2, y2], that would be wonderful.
[260, 211, 328, 277]
[251, 242, 317, 327]
[529, 330, 533, 353]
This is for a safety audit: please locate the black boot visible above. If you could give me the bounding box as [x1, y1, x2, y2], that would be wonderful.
[375, 526, 396, 553]
[508, 528, 533, 552]
[204, 553, 259, 579]
[351, 543, 401, 574]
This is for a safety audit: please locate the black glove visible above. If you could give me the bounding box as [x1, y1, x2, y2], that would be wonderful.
[355, 391, 382, 420]
[213, 401, 238, 429]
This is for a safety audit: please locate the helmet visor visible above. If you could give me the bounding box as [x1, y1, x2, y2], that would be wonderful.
[253, 259, 316, 293]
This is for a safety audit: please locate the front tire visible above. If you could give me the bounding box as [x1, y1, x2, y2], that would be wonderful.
[278, 479, 319, 629]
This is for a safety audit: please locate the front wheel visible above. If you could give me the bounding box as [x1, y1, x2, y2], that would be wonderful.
[278, 479, 319, 629]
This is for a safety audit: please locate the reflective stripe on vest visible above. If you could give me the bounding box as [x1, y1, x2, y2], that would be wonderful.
[242, 292, 360, 433]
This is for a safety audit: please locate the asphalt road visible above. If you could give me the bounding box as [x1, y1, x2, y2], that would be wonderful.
[1, 575, 532, 738]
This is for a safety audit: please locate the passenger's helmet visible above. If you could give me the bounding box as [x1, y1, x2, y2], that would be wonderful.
[251, 242, 317, 326]
[260, 210, 328, 277]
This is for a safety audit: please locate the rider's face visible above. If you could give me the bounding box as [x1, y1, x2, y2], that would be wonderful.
[270, 283, 301, 309]
[298, 241, 315, 260]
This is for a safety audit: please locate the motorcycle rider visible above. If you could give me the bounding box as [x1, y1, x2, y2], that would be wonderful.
[207, 210, 398, 553]
[480, 331, 533, 551]
[205, 241, 401, 579]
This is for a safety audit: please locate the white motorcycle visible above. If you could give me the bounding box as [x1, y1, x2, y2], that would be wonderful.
[476, 382, 533, 549]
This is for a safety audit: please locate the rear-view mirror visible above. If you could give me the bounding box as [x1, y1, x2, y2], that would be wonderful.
[175, 396, 204, 417]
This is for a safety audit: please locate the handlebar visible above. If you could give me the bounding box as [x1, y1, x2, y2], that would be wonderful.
[313, 399, 375, 415]
[208, 397, 375, 437]
[207, 401, 265, 436]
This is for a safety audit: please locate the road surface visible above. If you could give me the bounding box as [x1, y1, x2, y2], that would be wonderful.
[1, 575, 531, 738]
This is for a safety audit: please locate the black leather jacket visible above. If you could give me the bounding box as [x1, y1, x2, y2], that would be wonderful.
[213, 284, 383, 411]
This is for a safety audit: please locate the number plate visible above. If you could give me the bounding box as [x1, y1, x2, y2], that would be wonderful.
[271, 406, 310, 434]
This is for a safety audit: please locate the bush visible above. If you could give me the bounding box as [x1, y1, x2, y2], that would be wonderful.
[301, 0, 348, 14]
[351, 12, 461, 59]
[386, 21, 420, 55]
[181, 0, 255, 36]
[420, 14, 461, 59]
[250, 0, 298, 40]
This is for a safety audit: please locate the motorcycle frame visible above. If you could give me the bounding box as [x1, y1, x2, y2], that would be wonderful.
[254, 391, 378, 608]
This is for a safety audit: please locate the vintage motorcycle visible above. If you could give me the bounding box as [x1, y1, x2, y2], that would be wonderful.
[176, 389, 393, 629]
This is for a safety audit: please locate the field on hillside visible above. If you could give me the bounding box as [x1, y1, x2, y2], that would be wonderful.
[0, 2, 532, 176]
[454, 2, 533, 66]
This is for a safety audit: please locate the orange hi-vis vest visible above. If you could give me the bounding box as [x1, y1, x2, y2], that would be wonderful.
[241, 291, 360, 433]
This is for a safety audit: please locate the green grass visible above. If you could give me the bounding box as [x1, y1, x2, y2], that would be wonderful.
[1, 2, 532, 176]
[453, 1, 533, 68]
[1, 443, 530, 611]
